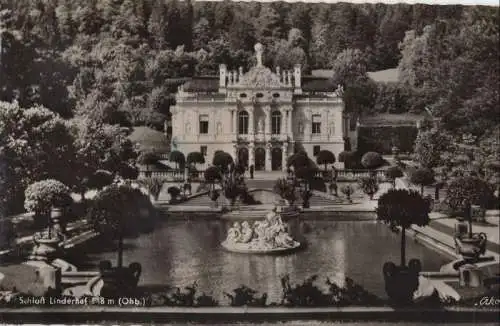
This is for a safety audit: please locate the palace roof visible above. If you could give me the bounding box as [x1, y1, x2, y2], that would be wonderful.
[181, 76, 336, 93]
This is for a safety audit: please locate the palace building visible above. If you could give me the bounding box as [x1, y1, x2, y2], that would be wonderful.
[170, 43, 354, 171]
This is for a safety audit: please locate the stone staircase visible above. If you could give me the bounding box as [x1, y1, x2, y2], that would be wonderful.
[246, 179, 276, 189]
[222, 208, 269, 221]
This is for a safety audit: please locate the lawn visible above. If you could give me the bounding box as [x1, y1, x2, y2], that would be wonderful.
[359, 113, 424, 127]
[128, 126, 170, 154]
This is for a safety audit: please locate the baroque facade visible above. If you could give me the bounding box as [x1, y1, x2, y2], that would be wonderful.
[170, 43, 352, 171]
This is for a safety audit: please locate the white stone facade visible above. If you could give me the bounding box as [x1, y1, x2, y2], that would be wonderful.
[170, 43, 348, 171]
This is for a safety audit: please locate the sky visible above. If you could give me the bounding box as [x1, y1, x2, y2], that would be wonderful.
[194, 0, 499, 6]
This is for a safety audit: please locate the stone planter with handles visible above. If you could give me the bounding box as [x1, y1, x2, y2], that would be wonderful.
[98, 260, 142, 298]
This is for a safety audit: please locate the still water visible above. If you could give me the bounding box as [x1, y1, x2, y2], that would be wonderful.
[75, 220, 450, 304]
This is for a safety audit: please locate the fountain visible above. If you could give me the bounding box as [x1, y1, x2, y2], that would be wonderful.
[221, 202, 302, 254]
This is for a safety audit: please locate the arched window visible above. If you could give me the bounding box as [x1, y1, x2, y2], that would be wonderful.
[271, 111, 281, 135]
[238, 111, 249, 135]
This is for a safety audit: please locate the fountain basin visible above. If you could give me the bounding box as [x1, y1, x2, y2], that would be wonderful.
[221, 240, 301, 255]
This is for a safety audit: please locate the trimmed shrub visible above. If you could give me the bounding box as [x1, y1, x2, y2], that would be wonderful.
[376, 189, 431, 267]
[87, 184, 155, 267]
[409, 168, 435, 195]
[385, 166, 404, 188]
[316, 150, 336, 171]
[361, 152, 384, 170]
[24, 180, 73, 217]
[169, 150, 186, 169]
[212, 151, 233, 173]
[186, 152, 205, 166]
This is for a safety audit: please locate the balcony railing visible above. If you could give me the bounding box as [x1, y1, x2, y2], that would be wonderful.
[139, 169, 386, 183]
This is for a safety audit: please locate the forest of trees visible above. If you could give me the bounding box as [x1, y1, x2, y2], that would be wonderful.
[0, 0, 498, 142]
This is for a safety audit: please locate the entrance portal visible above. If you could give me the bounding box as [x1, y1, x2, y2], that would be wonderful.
[255, 147, 265, 171]
[271, 147, 282, 171]
[237, 147, 249, 168]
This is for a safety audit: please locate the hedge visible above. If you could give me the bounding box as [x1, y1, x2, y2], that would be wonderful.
[357, 126, 418, 154]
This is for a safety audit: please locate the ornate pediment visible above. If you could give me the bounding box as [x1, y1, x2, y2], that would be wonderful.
[234, 66, 287, 89]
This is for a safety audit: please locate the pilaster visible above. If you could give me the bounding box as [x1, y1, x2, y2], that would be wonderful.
[282, 142, 288, 171]
[265, 143, 272, 171]
[232, 109, 238, 135]
[265, 107, 271, 135]
[249, 143, 255, 168]
[249, 107, 255, 138]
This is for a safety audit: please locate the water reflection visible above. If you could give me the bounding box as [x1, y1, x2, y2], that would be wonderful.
[80, 220, 450, 304]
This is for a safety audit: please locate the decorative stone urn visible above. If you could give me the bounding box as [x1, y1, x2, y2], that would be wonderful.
[29, 208, 65, 262]
[383, 259, 422, 305]
[98, 260, 142, 298]
[454, 205, 488, 261]
[454, 232, 488, 261]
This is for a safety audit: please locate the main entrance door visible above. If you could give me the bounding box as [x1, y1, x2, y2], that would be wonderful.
[255, 147, 265, 171]
[237, 147, 249, 168]
[271, 147, 282, 171]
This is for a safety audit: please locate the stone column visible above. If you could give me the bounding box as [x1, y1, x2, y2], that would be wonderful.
[288, 108, 293, 137]
[233, 109, 238, 135]
[265, 144, 271, 171]
[324, 109, 329, 141]
[249, 143, 255, 168]
[282, 143, 288, 171]
[280, 108, 286, 135]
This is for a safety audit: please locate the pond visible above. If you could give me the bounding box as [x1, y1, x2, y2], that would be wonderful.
[72, 219, 451, 304]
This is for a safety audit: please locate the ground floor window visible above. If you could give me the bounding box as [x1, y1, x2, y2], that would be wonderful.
[200, 146, 207, 156]
[313, 145, 321, 156]
[199, 114, 209, 134]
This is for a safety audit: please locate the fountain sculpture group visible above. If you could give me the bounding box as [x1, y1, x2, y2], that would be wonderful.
[222, 205, 301, 254]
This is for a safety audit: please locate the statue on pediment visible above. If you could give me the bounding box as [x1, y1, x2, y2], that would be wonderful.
[216, 122, 222, 135]
[298, 122, 304, 134]
[329, 123, 335, 136]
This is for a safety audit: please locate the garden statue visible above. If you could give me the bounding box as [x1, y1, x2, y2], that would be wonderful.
[222, 204, 301, 254]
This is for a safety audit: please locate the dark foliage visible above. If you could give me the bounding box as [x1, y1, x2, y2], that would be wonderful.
[446, 176, 495, 211]
[138, 151, 161, 166]
[358, 176, 379, 200]
[212, 151, 233, 173]
[169, 150, 186, 169]
[204, 166, 222, 184]
[316, 150, 336, 170]
[409, 167, 435, 193]
[186, 152, 205, 165]
[358, 126, 419, 154]
[377, 189, 431, 229]
[361, 152, 384, 170]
